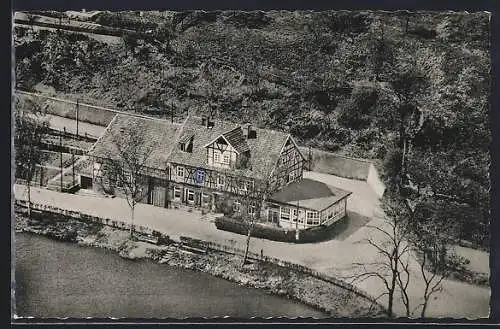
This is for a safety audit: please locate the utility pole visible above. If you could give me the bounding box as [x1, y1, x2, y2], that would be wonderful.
[40, 166, 44, 186]
[76, 99, 80, 137]
[295, 199, 300, 241]
[170, 100, 174, 123]
[59, 132, 63, 191]
[308, 146, 312, 171]
[72, 150, 75, 186]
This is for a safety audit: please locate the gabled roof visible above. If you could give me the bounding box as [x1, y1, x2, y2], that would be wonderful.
[90, 114, 292, 180]
[222, 126, 250, 154]
[88, 114, 182, 170]
[269, 178, 352, 212]
[179, 130, 195, 144]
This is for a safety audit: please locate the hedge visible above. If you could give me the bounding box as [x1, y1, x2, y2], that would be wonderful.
[215, 216, 296, 242]
[215, 215, 349, 243]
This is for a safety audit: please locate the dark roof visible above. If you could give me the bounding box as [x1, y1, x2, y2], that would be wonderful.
[222, 126, 250, 153]
[179, 130, 195, 144]
[90, 114, 291, 180]
[269, 178, 352, 212]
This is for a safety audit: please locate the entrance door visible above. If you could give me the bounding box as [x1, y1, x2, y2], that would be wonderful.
[151, 186, 166, 207]
[268, 209, 279, 224]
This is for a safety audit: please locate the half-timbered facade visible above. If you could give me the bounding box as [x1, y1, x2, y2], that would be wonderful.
[86, 113, 351, 229]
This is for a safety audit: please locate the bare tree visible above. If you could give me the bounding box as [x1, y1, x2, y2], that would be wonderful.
[409, 198, 468, 317]
[240, 177, 273, 267]
[99, 121, 153, 237]
[14, 96, 48, 217]
[347, 196, 414, 317]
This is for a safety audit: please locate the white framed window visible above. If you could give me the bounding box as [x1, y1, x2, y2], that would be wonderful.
[223, 153, 230, 164]
[233, 201, 241, 212]
[214, 151, 220, 163]
[187, 189, 195, 203]
[93, 162, 102, 177]
[307, 211, 319, 225]
[313, 216, 320, 225]
[217, 175, 225, 187]
[248, 204, 256, 215]
[174, 186, 181, 200]
[292, 209, 298, 217]
[176, 166, 185, 178]
[280, 207, 291, 221]
[288, 171, 295, 182]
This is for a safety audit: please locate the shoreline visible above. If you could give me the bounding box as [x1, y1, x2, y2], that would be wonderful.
[14, 210, 386, 318]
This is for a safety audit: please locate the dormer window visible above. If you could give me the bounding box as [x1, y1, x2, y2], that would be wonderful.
[223, 153, 230, 165]
[214, 151, 220, 163]
[179, 132, 194, 153]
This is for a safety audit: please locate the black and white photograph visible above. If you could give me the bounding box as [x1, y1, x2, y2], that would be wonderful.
[11, 8, 492, 320]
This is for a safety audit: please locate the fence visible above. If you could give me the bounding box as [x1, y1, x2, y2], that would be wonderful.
[14, 199, 170, 244]
[48, 126, 99, 142]
[178, 236, 385, 311]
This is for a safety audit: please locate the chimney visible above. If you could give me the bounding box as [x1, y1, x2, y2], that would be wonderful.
[247, 124, 257, 139]
[242, 124, 249, 139]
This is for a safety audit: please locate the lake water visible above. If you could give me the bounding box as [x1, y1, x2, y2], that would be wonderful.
[14, 233, 327, 319]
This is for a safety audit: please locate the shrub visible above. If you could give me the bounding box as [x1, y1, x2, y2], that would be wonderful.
[215, 216, 296, 242]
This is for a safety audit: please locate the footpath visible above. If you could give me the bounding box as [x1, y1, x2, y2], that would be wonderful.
[13, 184, 490, 318]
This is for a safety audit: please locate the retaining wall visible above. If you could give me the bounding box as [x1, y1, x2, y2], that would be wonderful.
[300, 147, 371, 180]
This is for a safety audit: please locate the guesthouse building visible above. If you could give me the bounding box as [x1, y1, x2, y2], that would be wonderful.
[86, 113, 351, 228]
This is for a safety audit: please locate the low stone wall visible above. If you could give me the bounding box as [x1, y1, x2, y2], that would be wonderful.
[299, 146, 386, 198]
[300, 147, 371, 180]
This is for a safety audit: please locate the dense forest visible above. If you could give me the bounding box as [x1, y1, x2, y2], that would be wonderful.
[13, 10, 491, 248]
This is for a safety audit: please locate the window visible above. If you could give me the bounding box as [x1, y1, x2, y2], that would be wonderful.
[93, 162, 102, 177]
[174, 187, 181, 200]
[307, 211, 320, 225]
[288, 171, 295, 182]
[217, 176, 225, 187]
[280, 207, 290, 221]
[187, 189, 195, 203]
[233, 201, 241, 212]
[223, 153, 230, 164]
[248, 204, 256, 215]
[176, 166, 185, 178]
[196, 170, 205, 183]
[202, 193, 210, 206]
[214, 151, 220, 163]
